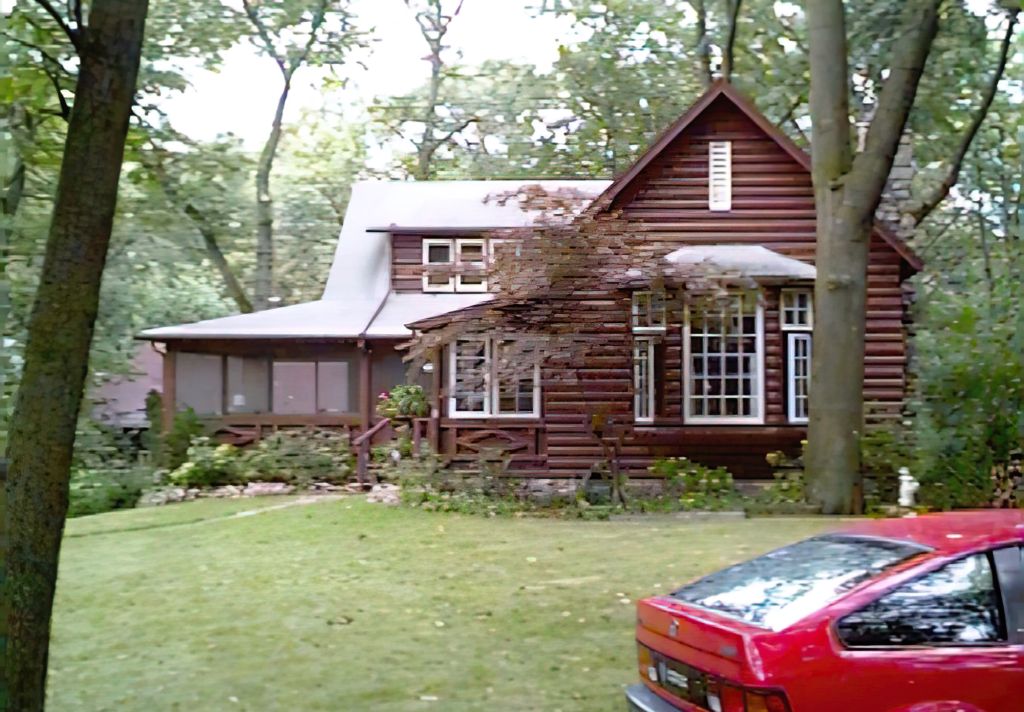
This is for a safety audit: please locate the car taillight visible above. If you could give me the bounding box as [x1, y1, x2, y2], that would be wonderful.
[636, 642, 657, 683]
[704, 678, 723, 712]
[744, 689, 791, 712]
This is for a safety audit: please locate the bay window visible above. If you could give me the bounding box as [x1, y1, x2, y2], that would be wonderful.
[448, 337, 540, 417]
[684, 292, 764, 423]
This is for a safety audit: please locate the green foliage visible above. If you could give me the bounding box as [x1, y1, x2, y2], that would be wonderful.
[376, 384, 429, 419]
[238, 429, 353, 485]
[169, 437, 244, 488]
[69, 467, 153, 518]
[647, 457, 739, 511]
[161, 408, 204, 470]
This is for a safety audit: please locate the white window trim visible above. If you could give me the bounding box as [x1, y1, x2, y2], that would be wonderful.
[787, 332, 812, 424]
[455, 238, 488, 293]
[781, 288, 814, 331]
[708, 140, 732, 212]
[633, 337, 656, 424]
[682, 293, 766, 425]
[447, 338, 541, 419]
[422, 238, 455, 293]
[631, 290, 667, 334]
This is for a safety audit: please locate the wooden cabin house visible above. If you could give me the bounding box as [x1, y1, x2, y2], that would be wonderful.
[141, 81, 919, 478]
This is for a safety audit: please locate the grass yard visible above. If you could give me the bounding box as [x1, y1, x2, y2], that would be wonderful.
[50, 498, 833, 711]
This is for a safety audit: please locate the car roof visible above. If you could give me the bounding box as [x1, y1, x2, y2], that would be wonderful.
[836, 510, 1024, 555]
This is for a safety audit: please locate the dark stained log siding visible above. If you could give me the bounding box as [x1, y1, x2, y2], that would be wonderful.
[436, 96, 910, 478]
[391, 233, 424, 292]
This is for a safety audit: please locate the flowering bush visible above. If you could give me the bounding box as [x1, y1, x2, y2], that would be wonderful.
[376, 384, 429, 419]
[169, 437, 245, 488]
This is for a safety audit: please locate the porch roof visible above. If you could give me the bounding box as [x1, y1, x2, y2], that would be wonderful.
[661, 245, 816, 282]
[137, 292, 493, 341]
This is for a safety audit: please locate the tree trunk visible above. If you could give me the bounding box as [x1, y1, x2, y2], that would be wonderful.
[721, 0, 743, 82]
[692, 0, 713, 87]
[1, 1, 148, 708]
[183, 204, 254, 313]
[804, 0, 939, 514]
[253, 80, 290, 310]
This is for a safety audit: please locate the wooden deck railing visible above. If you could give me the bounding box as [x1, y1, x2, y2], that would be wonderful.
[353, 418, 391, 487]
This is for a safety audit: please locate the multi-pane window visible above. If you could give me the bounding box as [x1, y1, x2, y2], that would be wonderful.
[633, 337, 656, 423]
[632, 290, 667, 333]
[422, 238, 455, 292]
[787, 333, 811, 423]
[837, 553, 1005, 647]
[685, 292, 763, 423]
[422, 238, 488, 293]
[449, 338, 540, 417]
[782, 289, 813, 330]
[456, 238, 487, 292]
[782, 289, 813, 423]
[708, 140, 732, 211]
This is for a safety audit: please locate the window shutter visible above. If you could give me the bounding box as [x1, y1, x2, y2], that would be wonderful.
[708, 141, 732, 211]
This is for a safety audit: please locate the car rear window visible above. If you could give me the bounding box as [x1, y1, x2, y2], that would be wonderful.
[671, 535, 927, 631]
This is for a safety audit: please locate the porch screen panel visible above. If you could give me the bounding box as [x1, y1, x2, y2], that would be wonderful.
[451, 339, 489, 414]
[316, 361, 351, 413]
[226, 356, 269, 414]
[687, 293, 761, 421]
[272, 361, 316, 414]
[176, 353, 223, 415]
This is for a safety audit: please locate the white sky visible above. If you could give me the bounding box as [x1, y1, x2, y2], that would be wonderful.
[163, 0, 573, 146]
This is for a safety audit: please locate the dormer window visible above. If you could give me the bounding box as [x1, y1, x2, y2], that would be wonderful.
[422, 238, 455, 292]
[708, 140, 732, 211]
[455, 238, 487, 292]
[421, 237, 488, 293]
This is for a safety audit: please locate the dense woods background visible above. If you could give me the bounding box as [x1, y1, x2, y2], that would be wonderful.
[1, 0, 1021, 505]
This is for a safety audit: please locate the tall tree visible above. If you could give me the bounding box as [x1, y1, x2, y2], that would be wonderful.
[804, 0, 940, 514]
[240, 0, 360, 309]
[1, 1, 149, 709]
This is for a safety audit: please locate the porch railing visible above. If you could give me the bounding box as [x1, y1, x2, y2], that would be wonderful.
[353, 418, 391, 487]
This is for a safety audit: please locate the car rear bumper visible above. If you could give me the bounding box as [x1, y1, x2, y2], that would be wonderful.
[625, 684, 682, 712]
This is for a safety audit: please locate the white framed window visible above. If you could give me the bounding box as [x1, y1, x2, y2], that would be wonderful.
[495, 340, 540, 416]
[455, 238, 488, 292]
[781, 289, 813, 330]
[684, 292, 764, 424]
[448, 337, 540, 418]
[633, 337, 656, 423]
[787, 333, 812, 423]
[422, 238, 455, 292]
[708, 140, 732, 211]
[449, 339, 490, 415]
[631, 290, 667, 333]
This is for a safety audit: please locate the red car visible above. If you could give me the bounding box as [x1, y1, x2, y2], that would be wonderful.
[627, 511, 1024, 712]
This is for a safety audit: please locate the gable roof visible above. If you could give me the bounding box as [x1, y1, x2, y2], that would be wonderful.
[591, 80, 922, 272]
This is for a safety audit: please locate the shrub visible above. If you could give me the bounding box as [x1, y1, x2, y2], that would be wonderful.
[69, 467, 153, 517]
[647, 457, 738, 510]
[161, 408, 204, 470]
[376, 385, 429, 419]
[238, 428, 353, 485]
[169, 437, 244, 488]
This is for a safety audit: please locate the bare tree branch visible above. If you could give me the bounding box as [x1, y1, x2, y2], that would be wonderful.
[31, 0, 79, 49]
[241, 0, 287, 74]
[910, 9, 1020, 226]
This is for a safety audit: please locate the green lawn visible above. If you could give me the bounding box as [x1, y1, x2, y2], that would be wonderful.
[50, 498, 833, 711]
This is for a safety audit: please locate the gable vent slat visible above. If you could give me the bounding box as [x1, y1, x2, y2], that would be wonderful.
[708, 140, 732, 211]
